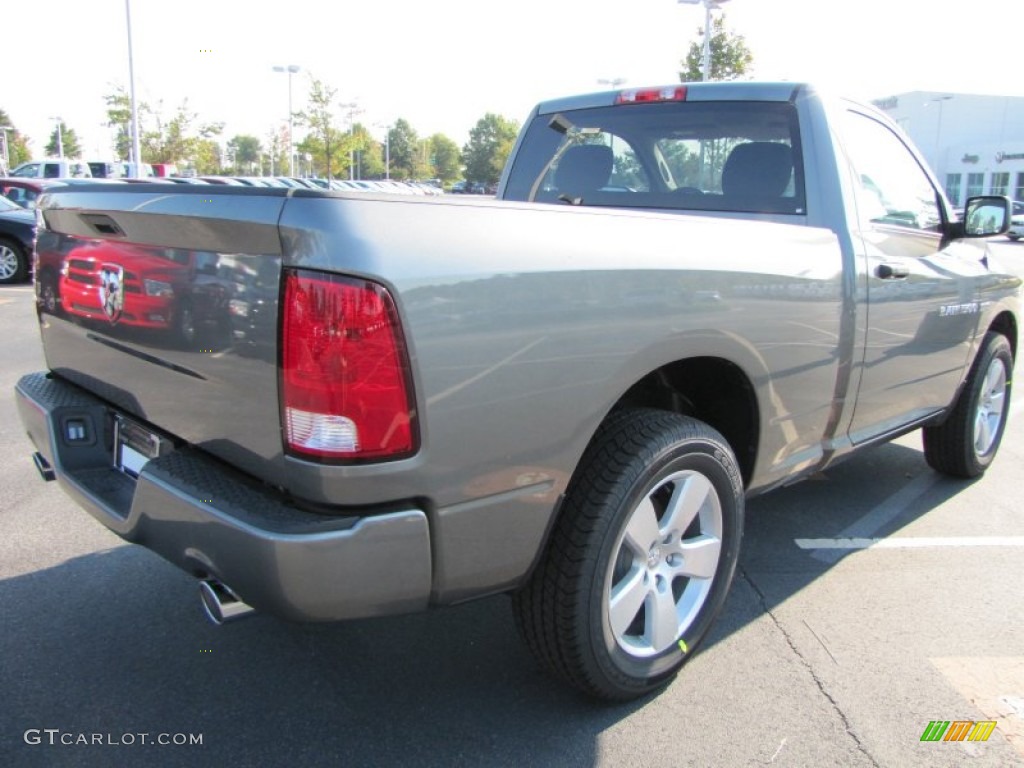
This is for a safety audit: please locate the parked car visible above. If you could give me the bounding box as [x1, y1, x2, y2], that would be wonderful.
[198, 176, 246, 186]
[86, 161, 124, 179]
[0, 177, 121, 209]
[10, 159, 92, 179]
[0, 194, 36, 283]
[1007, 200, 1024, 241]
[121, 162, 155, 178]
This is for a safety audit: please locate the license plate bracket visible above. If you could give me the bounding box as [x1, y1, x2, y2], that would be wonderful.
[114, 416, 168, 477]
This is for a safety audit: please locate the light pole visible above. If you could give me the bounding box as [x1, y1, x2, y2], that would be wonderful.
[928, 95, 953, 176]
[677, 0, 732, 81]
[376, 123, 391, 180]
[597, 77, 626, 90]
[340, 101, 362, 180]
[125, 0, 142, 176]
[0, 126, 12, 174]
[272, 64, 301, 176]
[49, 116, 64, 158]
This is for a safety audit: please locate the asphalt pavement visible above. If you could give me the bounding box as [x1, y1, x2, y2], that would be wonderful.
[1, 242, 1023, 768]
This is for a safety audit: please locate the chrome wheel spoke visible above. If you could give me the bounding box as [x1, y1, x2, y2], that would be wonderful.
[647, 580, 680, 652]
[676, 535, 722, 579]
[623, 496, 660, 556]
[609, 568, 648, 637]
[660, 473, 712, 539]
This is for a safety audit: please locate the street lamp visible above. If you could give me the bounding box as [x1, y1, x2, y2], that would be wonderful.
[677, 0, 732, 81]
[376, 122, 391, 180]
[125, 0, 142, 176]
[49, 116, 64, 158]
[0, 126, 12, 174]
[927, 95, 953, 175]
[340, 101, 363, 180]
[598, 77, 627, 90]
[272, 64, 301, 176]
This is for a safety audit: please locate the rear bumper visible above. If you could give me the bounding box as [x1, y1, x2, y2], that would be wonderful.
[15, 371, 432, 622]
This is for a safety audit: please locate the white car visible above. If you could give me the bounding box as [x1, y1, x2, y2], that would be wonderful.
[10, 159, 92, 179]
[1008, 201, 1024, 241]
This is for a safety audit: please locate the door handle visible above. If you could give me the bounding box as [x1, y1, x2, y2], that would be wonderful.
[876, 262, 910, 279]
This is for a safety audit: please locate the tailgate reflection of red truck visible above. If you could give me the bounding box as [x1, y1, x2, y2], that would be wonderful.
[59, 242, 230, 343]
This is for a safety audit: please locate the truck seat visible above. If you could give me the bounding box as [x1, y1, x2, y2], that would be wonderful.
[555, 144, 614, 201]
[721, 142, 793, 202]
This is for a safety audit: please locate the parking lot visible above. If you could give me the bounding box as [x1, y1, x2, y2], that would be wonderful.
[1, 244, 1023, 767]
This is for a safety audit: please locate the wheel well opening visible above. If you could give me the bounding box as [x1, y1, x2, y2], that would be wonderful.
[989, 311, 1018, 361]
[613, 357, 758, 486]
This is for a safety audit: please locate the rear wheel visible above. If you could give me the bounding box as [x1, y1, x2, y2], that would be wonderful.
[513, 409, 744, 701]
[0, 238, 28, 284]
[923, 331, 1013, 478]
[175, 301, 196, 347]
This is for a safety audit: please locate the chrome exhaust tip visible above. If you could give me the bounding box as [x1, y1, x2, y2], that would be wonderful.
[199, 580, 255, 625]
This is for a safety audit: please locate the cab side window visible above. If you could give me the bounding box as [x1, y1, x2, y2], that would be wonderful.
[841, 111, 943, 232]
[11, 163, 40, 178]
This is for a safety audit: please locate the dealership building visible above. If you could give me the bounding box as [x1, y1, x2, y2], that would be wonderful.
[871, 91, 1024, 207]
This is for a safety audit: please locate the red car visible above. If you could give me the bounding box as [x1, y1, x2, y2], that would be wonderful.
[58, 240, 231, 346]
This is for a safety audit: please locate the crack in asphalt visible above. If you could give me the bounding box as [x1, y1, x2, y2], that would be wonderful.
[738, 566, 882, 768]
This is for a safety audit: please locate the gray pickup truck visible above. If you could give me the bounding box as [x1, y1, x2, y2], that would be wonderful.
[16, 82, 1018, 700]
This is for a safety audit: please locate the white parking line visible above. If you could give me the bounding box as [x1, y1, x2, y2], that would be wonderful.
[811, 471, 940, 563]
[797, 536, 1024, 550]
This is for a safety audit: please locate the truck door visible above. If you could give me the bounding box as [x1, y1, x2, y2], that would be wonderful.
[840, 108, 985, 443]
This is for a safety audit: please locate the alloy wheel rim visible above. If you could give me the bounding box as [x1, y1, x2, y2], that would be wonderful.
[974, 357, 1007, 457]
[0, 246, 17, 280]
[606, 469, 723, 658]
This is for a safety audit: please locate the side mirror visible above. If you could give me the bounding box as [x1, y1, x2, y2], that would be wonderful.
[962, 195, 1010, 237]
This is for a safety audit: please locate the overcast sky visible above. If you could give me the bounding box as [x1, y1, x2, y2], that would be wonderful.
[6, 0, 1021, 160]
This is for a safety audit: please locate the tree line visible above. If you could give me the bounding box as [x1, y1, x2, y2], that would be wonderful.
[2, 17, 752, 182]
[0, 77, 521, 186]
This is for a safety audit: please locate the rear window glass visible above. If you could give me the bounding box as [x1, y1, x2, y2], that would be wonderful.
[503, 101, 805, 215]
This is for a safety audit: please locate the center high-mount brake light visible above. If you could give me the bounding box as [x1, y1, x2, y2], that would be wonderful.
[616, 87, 688, 105]
[280, 269, 417, 462]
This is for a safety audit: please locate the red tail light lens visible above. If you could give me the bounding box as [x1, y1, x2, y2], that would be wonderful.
[616, 87, 688, 104]
[280, 269, 417, 462]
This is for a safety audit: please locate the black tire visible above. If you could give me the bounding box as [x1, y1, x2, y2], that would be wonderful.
[512, 408, 744, 701]
[175, 301, 196, 347]
[0, 237, 28, 284]
[923, 331, 1013, 478]
[38, 270, 60, 314]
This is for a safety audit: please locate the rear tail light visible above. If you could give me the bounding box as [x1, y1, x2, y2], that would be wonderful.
[280, 269, 417, 462]
[616, 87, 688, 104]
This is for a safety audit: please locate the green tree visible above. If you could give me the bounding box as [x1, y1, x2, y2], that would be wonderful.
[227, 134, 262, 174]
[295, 76, 342, 179]
[0, 110, 32, 170]
[428, 133, 461, 184]
[104, 84, 150, 160]
[351, 124, 383, 179]
[142, 100, 223, 166]
[191, 139, 222, 174]
[45, 120, 82, 159]
[387, 119, 420, 180]
[679, 14, 753, 82]
[265, 127, 286, 175]
[462, 113, 519, 184]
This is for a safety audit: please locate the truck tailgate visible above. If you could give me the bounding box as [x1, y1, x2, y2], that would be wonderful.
[36, 185, 289, 489]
